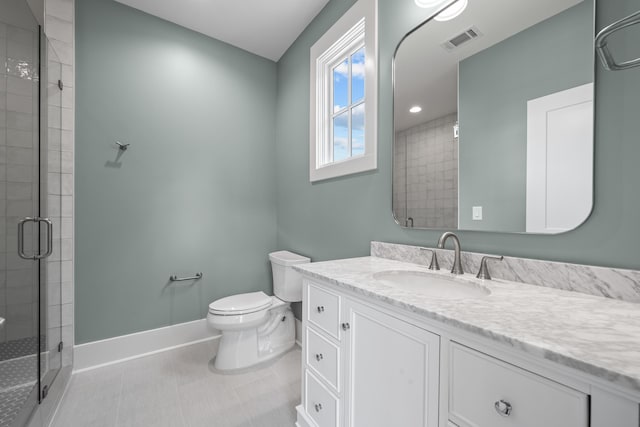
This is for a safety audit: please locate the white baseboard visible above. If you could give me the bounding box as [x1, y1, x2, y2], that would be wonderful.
[74, 319, 219, 372]
[295, 318, 302, 347]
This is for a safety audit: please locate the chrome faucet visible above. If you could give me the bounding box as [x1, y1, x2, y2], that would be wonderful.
[419, 247, 440, 271]
[476, 255, 504, 280]
[437, 232, 464, 275]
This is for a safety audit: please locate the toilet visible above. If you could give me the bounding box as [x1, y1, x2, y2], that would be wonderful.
[207, 250, 310, 371]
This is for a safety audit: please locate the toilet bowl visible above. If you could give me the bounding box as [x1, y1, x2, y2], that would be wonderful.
[207, 250, 310, 371]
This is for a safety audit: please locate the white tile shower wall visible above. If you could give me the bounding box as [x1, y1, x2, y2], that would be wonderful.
[394, 113, 458, 229]
[44, 0, 74, 378]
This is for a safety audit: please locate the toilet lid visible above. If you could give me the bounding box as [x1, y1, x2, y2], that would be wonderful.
[209, 291, 272, 315]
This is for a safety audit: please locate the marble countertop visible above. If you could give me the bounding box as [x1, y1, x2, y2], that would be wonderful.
[294, 256, 640, 393]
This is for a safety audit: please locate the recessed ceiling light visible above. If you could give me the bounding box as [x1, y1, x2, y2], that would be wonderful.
[434, 0, 468, 21]
[414, 0, 445, 8]
[409, 106, 422, 113]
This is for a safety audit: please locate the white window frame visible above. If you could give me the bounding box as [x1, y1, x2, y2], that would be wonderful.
[309, 0, 378, 182]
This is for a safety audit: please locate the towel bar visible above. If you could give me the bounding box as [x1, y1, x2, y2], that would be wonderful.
[169, 272, 203, 282]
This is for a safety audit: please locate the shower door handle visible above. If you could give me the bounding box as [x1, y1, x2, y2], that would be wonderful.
[18, 217, 54, 260]
[36, 218, 54, 260]
[18, 217, 36, 259]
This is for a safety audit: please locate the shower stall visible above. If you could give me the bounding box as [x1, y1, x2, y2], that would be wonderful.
[0, 0, 66, 425]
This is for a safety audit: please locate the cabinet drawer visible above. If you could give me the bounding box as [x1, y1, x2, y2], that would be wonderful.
[449, 343, 588, 427]
[307, 283, 341, 339]
[306, 327, 340, 391]
[306, 370, 339, 427]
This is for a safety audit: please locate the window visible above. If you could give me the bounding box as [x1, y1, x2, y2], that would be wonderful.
[332, 46, 365, 163]
[310, 0, 377, 182]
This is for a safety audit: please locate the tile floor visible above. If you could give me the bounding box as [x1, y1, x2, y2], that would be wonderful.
[51, 341, 301, 427]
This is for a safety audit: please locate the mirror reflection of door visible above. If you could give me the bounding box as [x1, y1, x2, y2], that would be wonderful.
[393, 0, 595, 234]
[525, 83, 593, 233]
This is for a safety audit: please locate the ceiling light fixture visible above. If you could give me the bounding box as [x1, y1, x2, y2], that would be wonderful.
[409, 106, 422, 113]
[414, 0, 444, 8]
[434, 0, 468, 22]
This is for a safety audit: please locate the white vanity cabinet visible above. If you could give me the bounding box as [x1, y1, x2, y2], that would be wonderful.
[297, 280, 440, 427]
[296, 277, 640, 427]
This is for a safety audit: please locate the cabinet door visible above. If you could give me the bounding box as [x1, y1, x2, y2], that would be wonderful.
[342, 299, 440, 427]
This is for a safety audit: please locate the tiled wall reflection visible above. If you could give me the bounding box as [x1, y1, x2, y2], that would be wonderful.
[394, 113, 458, 229]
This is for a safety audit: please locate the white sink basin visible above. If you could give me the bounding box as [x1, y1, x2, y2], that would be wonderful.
[372, 270, 491, 299]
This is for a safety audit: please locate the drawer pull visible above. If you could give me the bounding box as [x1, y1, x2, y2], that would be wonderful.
[317, 306, 325, 313]
[494, 400, 512, 417]
[315, 403, 323, 412]
[341, 322, 350, 331]
[315, 353, 324, 361]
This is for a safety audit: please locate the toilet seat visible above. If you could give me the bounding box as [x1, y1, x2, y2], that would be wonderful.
[209, 291, 272, 316]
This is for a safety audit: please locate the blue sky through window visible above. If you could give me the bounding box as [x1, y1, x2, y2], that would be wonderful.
[331, 46, 365, 162]
[333, 58, 349, 113]
[352, 103, 365, 156]
[334, 111, 349, 161]
[352, 47, 365, 103]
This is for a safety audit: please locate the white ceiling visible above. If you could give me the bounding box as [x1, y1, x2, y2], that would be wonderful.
[114, 0, 330, 61]
[394, 0, 584, 132]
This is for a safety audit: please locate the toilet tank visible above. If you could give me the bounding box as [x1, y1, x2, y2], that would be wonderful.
[269, 251, 310, 302]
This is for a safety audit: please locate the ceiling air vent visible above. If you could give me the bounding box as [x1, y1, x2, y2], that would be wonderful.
[442, 26, 482, 51]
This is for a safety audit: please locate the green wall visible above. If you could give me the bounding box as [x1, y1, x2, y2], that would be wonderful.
[75, 0, 278, 344]
[275, 0, 640, 271]
[458, 1, 593, 231]
[77, 0, 640, 343]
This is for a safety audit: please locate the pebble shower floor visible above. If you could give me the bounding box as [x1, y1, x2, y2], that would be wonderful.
[0, 337, 47, 427]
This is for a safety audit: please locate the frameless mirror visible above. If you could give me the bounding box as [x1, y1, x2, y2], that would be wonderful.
[393, 0, 595, 233]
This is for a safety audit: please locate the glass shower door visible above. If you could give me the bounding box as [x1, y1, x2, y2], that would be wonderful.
[0, 2, 44, 425]
[40, 35, 63, 404]
[0, 1, 64, 425]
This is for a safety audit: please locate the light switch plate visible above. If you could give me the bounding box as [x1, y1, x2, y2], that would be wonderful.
[472, 206, 483, 220]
